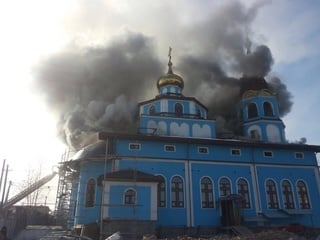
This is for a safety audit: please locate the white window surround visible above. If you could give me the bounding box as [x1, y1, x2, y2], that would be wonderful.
[198, 146, 209, 154]
[129, 143, 141, 151]
[123, 188, 137, 205]
[294, 152, 304, 159]
[164, 144, 176, 152]
[231, 148, 241, 156]
[263, 150, 273, 158]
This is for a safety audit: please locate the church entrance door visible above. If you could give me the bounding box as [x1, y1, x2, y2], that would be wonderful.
[220, 195, 242, 227]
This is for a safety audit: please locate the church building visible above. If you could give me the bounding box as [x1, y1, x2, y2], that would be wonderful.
[61, 52, 320, 238]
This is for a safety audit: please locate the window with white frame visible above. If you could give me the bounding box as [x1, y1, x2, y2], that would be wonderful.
[129, 143, 141, 151]
[174, 103, 183, 116]
[171, 176, 184, 208]
[164, 144, 175, 152]
[263, 151, 273, 157]
[237, 178, 250, 208]
[124, 189, 136, 205]
[149, 105, 156, 115]
[247, 102, 258, 118]
[295, 152, 304, 159]
[281, 180, 295, 209]
[263, 101, 274, 116]
[201, 177, 214, 208]
[157, 175, 166, 207]
[231, 148, 241, 156]
[219, 177, 231, 197]
[297, 180, 310, 209]
[266, 179, 279, 209]
[85, 178, 96, 208]
[198, 146, 209, 154]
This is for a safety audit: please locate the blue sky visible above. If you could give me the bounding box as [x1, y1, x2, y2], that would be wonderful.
[0, 0, 319, 205]
[276, 56, 320, 144]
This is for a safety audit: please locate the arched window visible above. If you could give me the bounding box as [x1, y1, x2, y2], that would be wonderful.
[149, 105, 156, 115]
[85, 178, 96, 208]
[174, 103, 183, 117]
[297, 181, 310, 209]
[157, 175, 166, 207]
[237, 178, 250, 208]
[201, 177, 214, 208]
[266, 179, 279, 209]
[282, 180, 294, 209]
[124, 189, 136, 205]
[263, 102, 274, 116]
[219, 177, 231, 197]
[171, 176, 184, 208]
[247, 103, 258, 118]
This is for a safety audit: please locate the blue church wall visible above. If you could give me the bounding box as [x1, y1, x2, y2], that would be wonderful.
[157, 207, 188, 226]
[70, 140, 320, 228]
[117, 140, 250, 163]
[74, 160, 111, 225]
[252, 148, 317, 166]
[187, 145, 253, 163]
[107, 185, 151, 220]
[117, 159, 185, 176]
[115, 139, 188, 159]
[69, 134, 320, 227]
[187, 144, 212, 161]
[112, 151, 320, 227]
[256, 165, 320, 226]
[114, 138, 317, 167]
[117, 158, 259, 227]
[70, 151, 320, 227]
[191, 162, 256, 224]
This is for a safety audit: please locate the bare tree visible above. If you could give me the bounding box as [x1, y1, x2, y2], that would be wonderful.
[18, 164, 47, 206]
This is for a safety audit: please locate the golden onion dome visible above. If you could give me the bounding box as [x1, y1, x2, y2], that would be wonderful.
[157, 72, 184, 90]
[157, 47, 184, 90]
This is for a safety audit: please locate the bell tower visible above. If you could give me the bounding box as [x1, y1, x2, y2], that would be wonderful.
[239, 76, 286, 143]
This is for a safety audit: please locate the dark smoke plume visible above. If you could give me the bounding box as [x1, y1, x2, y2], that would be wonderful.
[33, 1, 293, 149]
[268, 76, 293, 116]
[174, 0, 291, 135]
[34, 33, 162, 149]
[177, 44, 286, 136]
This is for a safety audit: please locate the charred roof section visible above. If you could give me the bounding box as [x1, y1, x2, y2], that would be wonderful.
[240, 76, 271, 97]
